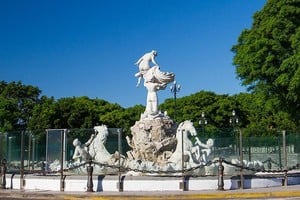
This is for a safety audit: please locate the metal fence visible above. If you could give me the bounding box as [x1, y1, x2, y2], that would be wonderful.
[0, 129, 299, 174]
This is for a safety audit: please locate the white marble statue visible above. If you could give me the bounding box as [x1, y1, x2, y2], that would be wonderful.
[143, 81, 165, 118]
[168, 120, 199, 168]
[135, 50, 159, 87]
[194, 138, 214, 163]
[72, 134, 95, 163]
[166, 120, 215, 170]
[135, 51, 175, 119]
[89, 125, 119, 164]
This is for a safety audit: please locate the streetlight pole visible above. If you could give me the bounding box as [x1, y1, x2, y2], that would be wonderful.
[199, 111, 207, 135]
[229, 110, 239, 154]
[170, 81, 181, 122]
[8, 136, 13, 164]
[229, 110, 239, 126]
[229, 110, 243, 189]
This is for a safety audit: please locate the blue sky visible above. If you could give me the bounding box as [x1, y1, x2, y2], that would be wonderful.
[0, 0, 266, 108]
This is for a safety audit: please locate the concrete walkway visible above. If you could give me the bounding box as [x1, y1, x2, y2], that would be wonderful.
[0, 185, 299, 199]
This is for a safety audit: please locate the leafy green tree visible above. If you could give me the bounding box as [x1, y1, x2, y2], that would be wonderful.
[27, 96, 56, 130]
[2, 80, 297, 138]
[232, 0, 300, 127]
[0, 81, 41, 132]
[236, 92, 297, 136]
[100, 104, 144, 135]
[28, 96, 126, 130]
[160, 91, 242, 137]
[67, 97, 100, 128]
[121, 104, 145, 134]
[53, 97, 100, 128]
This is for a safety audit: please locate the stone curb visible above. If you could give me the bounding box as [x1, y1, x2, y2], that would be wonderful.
[1, 187, 300, 200]
[61, 190, 300, 200]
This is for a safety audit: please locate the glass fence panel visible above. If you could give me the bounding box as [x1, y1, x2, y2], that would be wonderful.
[0, 129, 299, 176]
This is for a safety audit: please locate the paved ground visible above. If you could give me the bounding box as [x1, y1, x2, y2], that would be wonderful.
[0, 185, 300, 200]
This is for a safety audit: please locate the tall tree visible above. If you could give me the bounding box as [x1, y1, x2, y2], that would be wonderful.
[0, 81, 41, 131]
[231, 0, 300, 127]
[160, 91, 240, 130]
[27, 96, 56, 130]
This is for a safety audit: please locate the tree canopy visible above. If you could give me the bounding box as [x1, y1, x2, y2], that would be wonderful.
[0, 81, 41, 132]
[231, 0, 300, 125]
[0, 79, 298, 137]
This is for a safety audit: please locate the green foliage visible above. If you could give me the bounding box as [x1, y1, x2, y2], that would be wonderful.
[232, 0, 300, 126]
[0, 81, 41, 132]
[28, 96, 56, 130]
[161, 91, 241, 132]
[0, 78, 298, 138]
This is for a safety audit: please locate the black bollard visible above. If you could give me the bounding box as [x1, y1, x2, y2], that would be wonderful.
[267, 157, 272, 170]
[41, 161, 46, 175]
[86, 161, 94, 192]
[1, 159, 7, 189]
[217, 157, 224, 191]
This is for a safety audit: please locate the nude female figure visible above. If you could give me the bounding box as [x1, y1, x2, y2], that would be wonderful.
[134, 50, 159, 87]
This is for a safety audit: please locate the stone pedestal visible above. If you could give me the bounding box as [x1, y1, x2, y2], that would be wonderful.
[127, 115, 177, 164]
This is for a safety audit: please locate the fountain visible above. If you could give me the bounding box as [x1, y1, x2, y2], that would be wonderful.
[54, 50, 266, 177]
[5, 51, 297, 192]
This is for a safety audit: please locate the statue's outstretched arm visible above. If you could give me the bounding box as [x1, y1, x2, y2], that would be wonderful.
[135, 57, 143, 66]
[195, 137, 208, 148]
[85, 134, 95, 146]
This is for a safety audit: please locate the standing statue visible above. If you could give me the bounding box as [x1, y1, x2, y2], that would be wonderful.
[144, 81, 165, 117]
[135, 51, 175, 119]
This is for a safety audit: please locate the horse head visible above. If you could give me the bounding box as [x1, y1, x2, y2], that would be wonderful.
[93, 125, 109, 143]
[90, 125, 112, 162]
[177, 120, 197, 137]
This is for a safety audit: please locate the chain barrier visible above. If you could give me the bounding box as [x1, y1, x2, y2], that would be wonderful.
[92, 160, 218, 175]
[4, 160, 89, 175]
[262, 157, 281, 170]
[19, 159, 218, 175]
[3, 158, 298, 177]
[222, 159, 291, 174]
[3, 157, 299, 192]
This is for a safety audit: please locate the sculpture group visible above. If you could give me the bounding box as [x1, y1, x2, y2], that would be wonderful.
[65, 50, 215, 175]
[66, 50, 263, 175]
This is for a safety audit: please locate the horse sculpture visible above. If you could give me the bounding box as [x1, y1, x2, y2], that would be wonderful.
[167, 120, 200, 168]
[89, 125, 115, 163]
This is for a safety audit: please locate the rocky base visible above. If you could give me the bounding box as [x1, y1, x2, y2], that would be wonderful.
[127, 115, 177, 164]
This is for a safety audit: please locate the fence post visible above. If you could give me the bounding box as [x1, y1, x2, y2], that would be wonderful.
[1, 159, 7, 189]
[60, 130, 65, 192]
[86, 160, 94, 192]
[266, 157, 272, 170]
[180, 129, 187, 191]
[217, 157, 224, 190]
[239, 129, 244, 189]
[282, 130, 288, 186]
[117, 129, 123, 192]
[20, 130, 25, 191]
